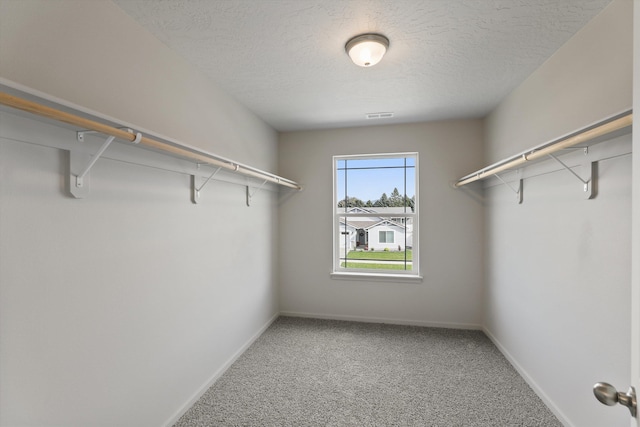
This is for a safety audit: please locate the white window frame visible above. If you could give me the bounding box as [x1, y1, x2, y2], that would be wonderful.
[331, 152, 421, 282]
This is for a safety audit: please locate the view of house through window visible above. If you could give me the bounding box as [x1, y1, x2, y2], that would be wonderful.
[334, 153, 418, 275]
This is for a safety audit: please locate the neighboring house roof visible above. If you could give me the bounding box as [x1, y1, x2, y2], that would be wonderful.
[340, 207, 372, 214]
[340, 220, 380, 230]
[365, 207, 413, 215]
[340, 207, 413, 215]
[340, 218, 406, 231]
[339, 207, 410, 229]
[364, 219, 406, 230]
[339, 207, 409, 232]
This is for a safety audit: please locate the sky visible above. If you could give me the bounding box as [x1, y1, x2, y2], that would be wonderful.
[336, 156, 416, 203]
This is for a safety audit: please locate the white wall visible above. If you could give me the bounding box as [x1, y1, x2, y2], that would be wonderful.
[485, 0, 633, 164]
[278, 120, 485, 328]
[483, 1, 633, 426]
[0, 1, 280, 426]
[0, 0, 275, 167]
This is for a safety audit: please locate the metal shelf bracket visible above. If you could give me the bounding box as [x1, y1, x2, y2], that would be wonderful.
[246, 180, 268, 207]
[192, 166, 222, 204]
[548, 148, 596, 199]
[494, 173, 523, 204]
[70, 129, 141, 198]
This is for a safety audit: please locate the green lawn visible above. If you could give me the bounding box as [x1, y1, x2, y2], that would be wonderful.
[341, 262, 411, 270]
[346, 250, 412, 261]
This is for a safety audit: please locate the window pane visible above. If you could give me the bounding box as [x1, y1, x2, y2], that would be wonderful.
[337, 214, 413, 271]
[336, 157, 415, 212]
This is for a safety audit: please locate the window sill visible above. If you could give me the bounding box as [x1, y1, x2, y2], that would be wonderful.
[330, 272, 423, 284]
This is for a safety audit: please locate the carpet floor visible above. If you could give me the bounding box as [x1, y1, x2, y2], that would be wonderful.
[174, 316, 561, 426]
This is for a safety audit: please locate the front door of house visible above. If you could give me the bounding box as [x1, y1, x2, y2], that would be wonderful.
[356, 228, 367, 249]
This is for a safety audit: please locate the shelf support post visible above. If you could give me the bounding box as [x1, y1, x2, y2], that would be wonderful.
[494, 173, 523, 204]
[75, 135, 115, 187]
[69, 134, 115, 198]
[192, 166, 222, 204]
[70, 130, 141, 199]
[548, 149, 596, 199]
[246, 180, 268, 207]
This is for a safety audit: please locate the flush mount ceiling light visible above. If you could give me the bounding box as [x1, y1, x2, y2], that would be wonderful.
[345, 33, 389, 67]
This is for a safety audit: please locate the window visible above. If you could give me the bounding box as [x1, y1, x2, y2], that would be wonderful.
[379, 231, 394, 243]
[333, 153, 419, 278]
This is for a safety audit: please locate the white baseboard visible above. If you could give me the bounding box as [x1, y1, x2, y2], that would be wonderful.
[162, 312, 280, 427]
[482, 326, 573, 427]
[279, 310, 483, 330]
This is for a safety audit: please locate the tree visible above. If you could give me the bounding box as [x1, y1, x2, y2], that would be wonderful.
[346, 190, 415, 211]
[374, 192, 389, 207]
[337, 196, 365, 208]
[404, 195, 415, 212]
[389, 188, 403, 207]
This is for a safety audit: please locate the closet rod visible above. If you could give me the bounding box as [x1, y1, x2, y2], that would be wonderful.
[0, 92, 302, 190]
[454, 112, 632, 188]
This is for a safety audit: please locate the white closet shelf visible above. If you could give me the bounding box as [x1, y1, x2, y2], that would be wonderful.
[0, 80, 302, 202]
[454, 111, 632, 189]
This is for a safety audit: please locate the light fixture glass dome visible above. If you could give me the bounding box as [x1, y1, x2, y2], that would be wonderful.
[345, 34, 389, 67]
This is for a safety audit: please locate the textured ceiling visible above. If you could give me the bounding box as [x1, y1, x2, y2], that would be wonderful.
[114, 0, 612, 132]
